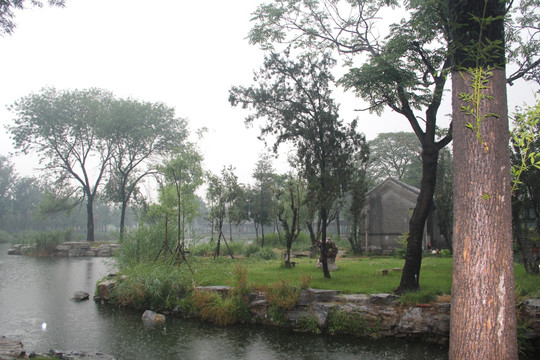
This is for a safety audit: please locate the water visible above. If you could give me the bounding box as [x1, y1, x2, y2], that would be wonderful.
[0, 243, 448, 359]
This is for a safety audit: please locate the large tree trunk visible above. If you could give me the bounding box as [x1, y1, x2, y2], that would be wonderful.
[395, 144, 438, 293]
[86, 194, 95, 242]
[450, 67, 517, 360]
[449, 0, 517, 358]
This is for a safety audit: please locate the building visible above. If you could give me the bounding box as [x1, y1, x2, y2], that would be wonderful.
[363, 178, 447, 254]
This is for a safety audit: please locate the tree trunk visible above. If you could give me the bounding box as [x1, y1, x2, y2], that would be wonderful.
[86, 194, 95, 242]
[320, 207, 330, 278]
[449, 0, 517, 357]
[119, 199, 127, 242]
[395, 144, 438, 293]
[450, 67, 518, 360]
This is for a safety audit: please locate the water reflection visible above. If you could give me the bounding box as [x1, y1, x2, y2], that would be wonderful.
[0, 243, 448, 359]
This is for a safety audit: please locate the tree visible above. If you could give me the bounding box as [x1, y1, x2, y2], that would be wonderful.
[345, 156, 369, 255]
[230, 50, 367, 278]
[0, 155, 16, 227]
[449, 0, 518, 358]
[510, 99, 540, 273]
[248, 0, 539, 293]
[105, 98, 188, 241]
[367, 132, 421, 185]
[8, 87, 116, 241]
[205, 166, 237, 259]
[251, 153, 276, 247]
[0, 0, 64, 35]
[158, 143, 204, 259]
[434, 147, 453, 250]
[249, 0, 451, 292]
[274, 172, 306, 266]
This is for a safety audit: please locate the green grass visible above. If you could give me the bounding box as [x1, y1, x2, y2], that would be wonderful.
[187, 256, 453, 295]
[118, 255, 539, 308]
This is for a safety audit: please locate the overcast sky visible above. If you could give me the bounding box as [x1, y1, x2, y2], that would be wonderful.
[0, 0, 538, 186]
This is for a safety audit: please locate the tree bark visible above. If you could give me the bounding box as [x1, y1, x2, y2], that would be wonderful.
[449, 68, 518, 359]
[86, 194, 95, 242]
[395, 144, 438, 293]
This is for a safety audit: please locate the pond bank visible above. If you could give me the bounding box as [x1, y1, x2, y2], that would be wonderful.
[7, 242, 119, 257]
[96, 280, 540, 349]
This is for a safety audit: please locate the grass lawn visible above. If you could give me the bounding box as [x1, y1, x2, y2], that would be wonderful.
[183, 254, 539, 304]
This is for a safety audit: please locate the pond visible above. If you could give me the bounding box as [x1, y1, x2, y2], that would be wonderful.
[0, 243, 448, 359]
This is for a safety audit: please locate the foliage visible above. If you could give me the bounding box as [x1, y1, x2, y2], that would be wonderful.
[251, 247, 278, 260]
[0, 0, 65, 35]
[296, 314, 321, 334]
[251, 153, 277, 245]
[230, 49, 368, 278]
[261, 278, 300, 325]
[367, 132, 422, 186]
[8, 88, 117, 242]
[111, 263, 191, 311]
[105, 98, 189, 240]
[327, 308, 380, 337]
[189, 264, 252, 325]
[116, 222, 169, 267]
[190, 289, 239, 326]
[434, 148, 454, 249]
[21, 230, 72, 256]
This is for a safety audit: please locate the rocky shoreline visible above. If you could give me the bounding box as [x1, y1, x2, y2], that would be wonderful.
[0, 336, 117, 360]
[7, 242, 120, 257]
[96, 280, 540, 348]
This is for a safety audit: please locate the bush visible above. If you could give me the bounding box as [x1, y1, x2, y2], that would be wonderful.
[189, 264, 252, 325]
[117, 223, 171, 266]
[190, 242, 214, 257]
[22, 230, 70, 256]
[252, 248, 278, 260]
[111, 263, 191, 311]
[244, 243, 260, 257]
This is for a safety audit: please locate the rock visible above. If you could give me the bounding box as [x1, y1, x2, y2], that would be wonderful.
[247, 291, 270, 317]
[97, 280, 116, 301]
[71, 291, 90, 302]
[316, 258, 338, 271]
[521, 298, 540, 339]
[47, 349, 117, 359]
[369, 293, 399, 306]
[0, 336, 25, 360]
[340, 294, 370, 304]
[297, 288, 340, 306]
[141, 310, 165, 323]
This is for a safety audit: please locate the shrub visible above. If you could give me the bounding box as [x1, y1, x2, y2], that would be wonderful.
[297, 314, 321, 334]
[244, 243, 260, 257]
[261, 279, 301, 324]
[191, 289, 238, 326]
[190, 264, 253, 325]
[190, 242, 214, 257]
[111, 263, 191, 311]
[25, 231, 68, 256]
[252, 248, 278, 260]
[327, 308, 380, 337]
[227, 241, 245, 256]
[117, 223, 171, 266]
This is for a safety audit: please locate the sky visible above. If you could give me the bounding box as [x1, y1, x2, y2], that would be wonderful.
[0, 0, 538, 186]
